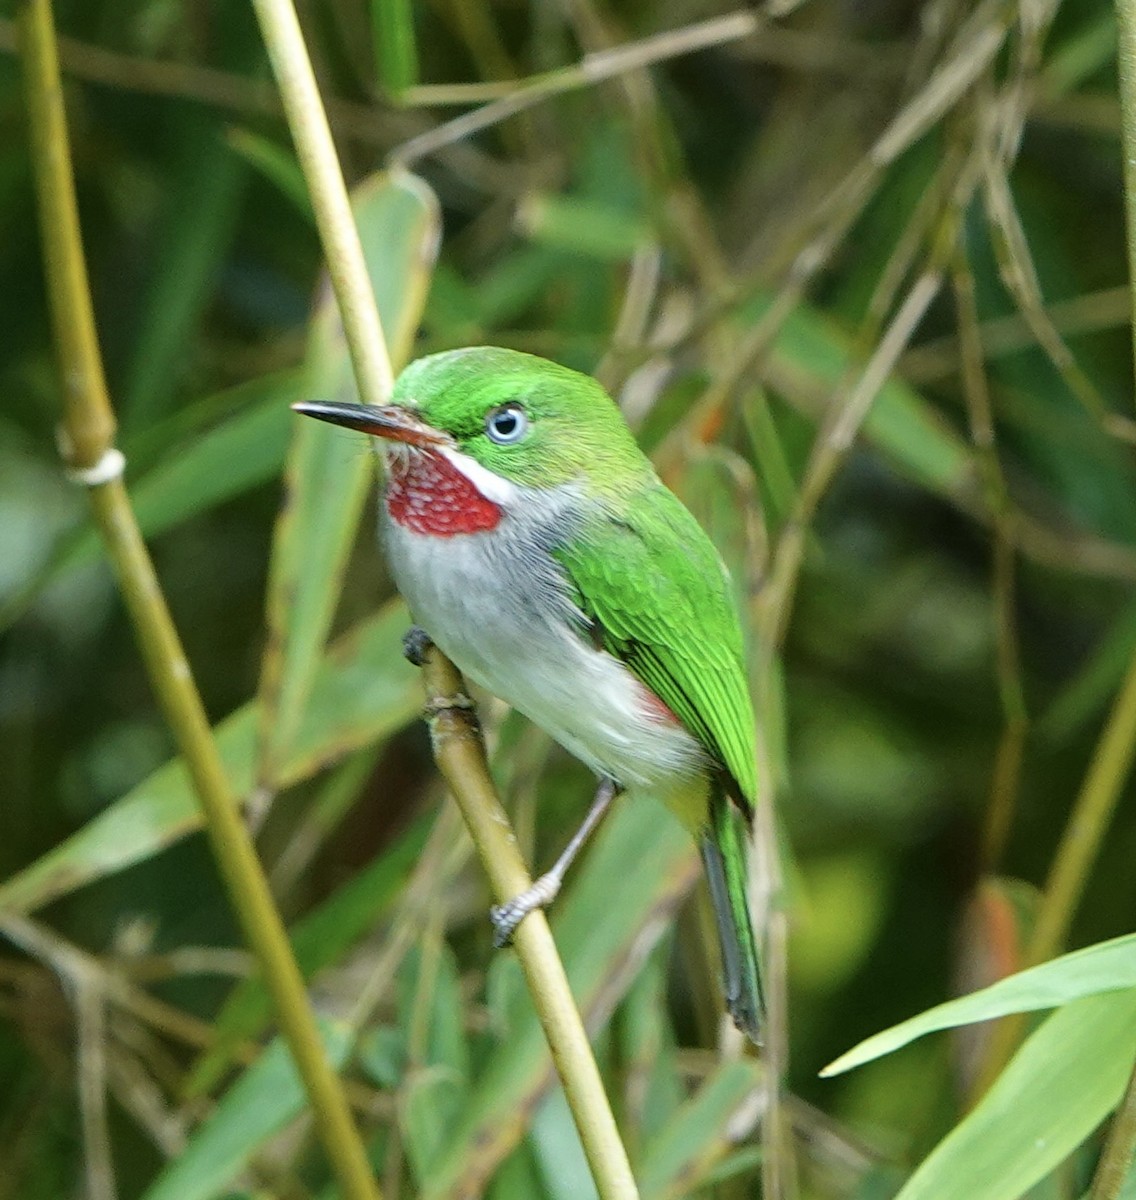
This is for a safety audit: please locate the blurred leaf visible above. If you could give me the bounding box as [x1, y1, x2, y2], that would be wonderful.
[756, 296, 978, 498]
[0, 601, 420, 915]
[617, 946, 684, 1152]
[0, 372, 303, 633]
[791, 852, 891, 994]
[530, 1088, 598, 1200]
[1040, 601, 1136, 741]
[373, 0, 419, 96]
[226, 128, 312, 216]
[487, 1142, 549, 1200]
[257, 169, 439, 786]
[140, 1022, 352, 1200]
[127, 384, 295, 534]
[122, 112, 249, 427]
[823, 932, 1136, 1076]
[893, 989, 1136, 1200]
[186, 808, 432, 1097]
[421, 798, 701, 1199]
[640, 1059, 764, 1200]
[519, 194, 651, 262]
[742, 386, 799, 531]
[400, 940, 473, 1184]
[423, 251, 567, 337]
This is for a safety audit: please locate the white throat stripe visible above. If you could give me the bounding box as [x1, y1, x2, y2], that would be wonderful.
[440, 447, 519, 506]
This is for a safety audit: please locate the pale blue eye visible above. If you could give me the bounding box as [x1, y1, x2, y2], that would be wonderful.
[485, 404, 528, 444]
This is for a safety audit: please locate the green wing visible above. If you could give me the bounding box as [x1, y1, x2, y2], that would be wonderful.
[554, 485, 758, 813]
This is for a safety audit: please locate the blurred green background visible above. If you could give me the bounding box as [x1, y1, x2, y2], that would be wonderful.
[1, 0, 1135, 1197]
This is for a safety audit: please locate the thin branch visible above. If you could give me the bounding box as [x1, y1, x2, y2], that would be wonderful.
[250, 0, 393, 404]
[15, 5, 380, 1200]
[390, 10, 762, 164]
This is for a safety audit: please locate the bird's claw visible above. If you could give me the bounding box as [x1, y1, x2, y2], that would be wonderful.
[402, 625, 434, 666]
[489, 874, 561, 948]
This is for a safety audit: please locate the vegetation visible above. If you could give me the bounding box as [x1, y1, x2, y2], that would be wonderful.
[1, 0, 1135, 1198]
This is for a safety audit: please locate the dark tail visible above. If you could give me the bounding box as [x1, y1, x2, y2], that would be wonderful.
[699, 783, 764, 1043]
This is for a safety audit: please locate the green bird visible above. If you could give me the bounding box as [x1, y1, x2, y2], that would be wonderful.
[295, 347, 764, 1041]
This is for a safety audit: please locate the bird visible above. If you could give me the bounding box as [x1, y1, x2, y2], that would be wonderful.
[294, 346, 764, 1041]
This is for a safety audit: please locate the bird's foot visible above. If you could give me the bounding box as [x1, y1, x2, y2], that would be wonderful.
[489, 872, 562, 948]
[402, 625, 433, 666]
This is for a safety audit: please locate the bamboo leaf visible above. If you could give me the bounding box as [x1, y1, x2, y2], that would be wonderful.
[759, 296, 979, 500]
[894, 989, 1136, 1200]
[0, 372, 304, 634]
[122, 110, 249, 427]
[186, 809, 432, 1098]
[823, 932, 1136, 1076]
[226, 127, 312, 215]
[640, 1059, 764, 1200]
[257, 169, 439, 787]
[372, 0, 419, 97]
[399, 941, 474, 1185]
[140, 1022, 353, 1200]
[0, 601, 420, 915]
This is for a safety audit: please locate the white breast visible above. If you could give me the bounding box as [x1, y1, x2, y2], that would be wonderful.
[381, 482, 705, 792]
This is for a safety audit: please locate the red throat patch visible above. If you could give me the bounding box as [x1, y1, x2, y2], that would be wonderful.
[385, 450, 503, 536]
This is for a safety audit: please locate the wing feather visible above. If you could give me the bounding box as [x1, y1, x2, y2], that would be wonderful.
[554, 486, 757, 813]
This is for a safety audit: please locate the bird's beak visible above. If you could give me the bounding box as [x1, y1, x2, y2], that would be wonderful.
[292, 401, 447, 449]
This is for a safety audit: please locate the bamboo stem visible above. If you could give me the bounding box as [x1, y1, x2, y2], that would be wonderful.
[419, 646, 640, 1200]
[249, 0, 393, 403]
[16, 4, 380, 1199]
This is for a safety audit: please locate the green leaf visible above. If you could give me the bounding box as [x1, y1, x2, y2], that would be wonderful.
[0, 601, 420, 915]
[755, 295, 977, 499]
[0, 372, 304, 634]
[617, 946, 684, 1150]
[186, 807, 431, 1098]
[824, 932, 1136, 1076]
[372, 0, 419, 96]
[122, 110, 249, 427]
[399, 940, 473, 1185]
[257, 169, 439, 786]
[225, 128, 312, 216]
[530, 1088, 598, 1200]
[487, 1142, 549, 1200]
[140, 1022, 353, 1200]
[518, 194, 651, 262]
[894, 989, 1136, 1200]
[640, 1059, 764, 1200]
[421, 798, 701, 1199]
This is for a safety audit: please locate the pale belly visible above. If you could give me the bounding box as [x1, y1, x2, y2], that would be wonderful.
[382, 507, 706, 793]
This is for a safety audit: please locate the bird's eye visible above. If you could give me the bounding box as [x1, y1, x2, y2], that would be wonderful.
[484, 403, 529, 445]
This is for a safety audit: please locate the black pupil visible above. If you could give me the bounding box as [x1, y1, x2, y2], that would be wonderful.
[493, 409, 518, 437]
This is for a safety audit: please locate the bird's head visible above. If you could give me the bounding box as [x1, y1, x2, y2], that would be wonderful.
[293, 347, 648, 501]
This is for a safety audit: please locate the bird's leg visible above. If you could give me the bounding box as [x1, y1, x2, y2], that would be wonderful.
[490, 776, 621, 947]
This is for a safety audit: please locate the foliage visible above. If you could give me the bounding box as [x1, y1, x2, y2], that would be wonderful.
[1, 0, 1135, 1197]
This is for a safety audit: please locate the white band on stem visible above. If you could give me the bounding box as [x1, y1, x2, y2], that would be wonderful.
[65, 447, 126, 487]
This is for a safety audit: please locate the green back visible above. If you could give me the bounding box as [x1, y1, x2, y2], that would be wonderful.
[554, 484, 758, 811]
